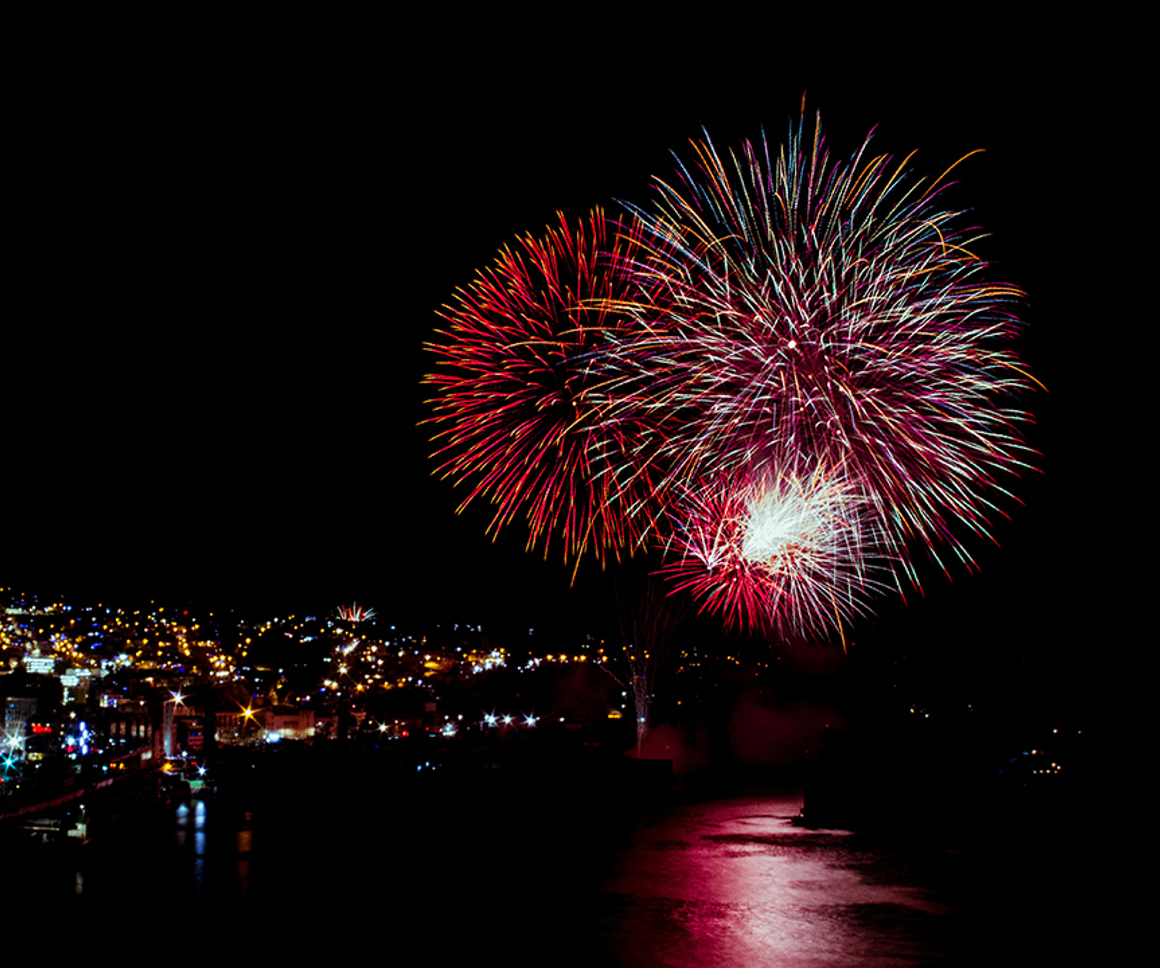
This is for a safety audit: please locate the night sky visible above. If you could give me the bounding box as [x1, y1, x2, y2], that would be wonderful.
[6, 20, 1126, 709]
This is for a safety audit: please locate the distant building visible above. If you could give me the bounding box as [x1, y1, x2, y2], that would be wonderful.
[4, 696, 37, 736]
[0, 670, 62, 732]
[266, 706, 316, 741]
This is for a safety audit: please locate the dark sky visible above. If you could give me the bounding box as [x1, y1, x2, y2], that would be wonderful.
[5, 18, 1127, 687]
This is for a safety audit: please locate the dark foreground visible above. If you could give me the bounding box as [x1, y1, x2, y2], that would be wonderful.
[6, 743, 1110, 965]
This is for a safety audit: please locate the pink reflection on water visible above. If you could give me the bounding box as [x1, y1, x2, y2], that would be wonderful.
[601, 794, 953, 967]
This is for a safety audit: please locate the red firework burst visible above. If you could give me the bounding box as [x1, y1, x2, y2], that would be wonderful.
[425, 208, 660, 567]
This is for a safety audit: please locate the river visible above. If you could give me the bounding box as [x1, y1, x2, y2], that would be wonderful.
[6, 749, 1109, 964]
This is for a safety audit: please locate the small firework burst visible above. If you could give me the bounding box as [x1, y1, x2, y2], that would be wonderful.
[337, 603, 375, 623]
[661, 462, 883, 635]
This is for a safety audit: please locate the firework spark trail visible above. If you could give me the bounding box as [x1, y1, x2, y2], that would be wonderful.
[424, 208, 659, 567]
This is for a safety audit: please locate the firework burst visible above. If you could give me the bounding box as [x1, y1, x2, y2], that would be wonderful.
[599, 113, 1036, 603]
[337, 603, 375, 623]
[660, 461, 885, 636]
[425, 113, 1036, 639]
[424, 208, 659, 567]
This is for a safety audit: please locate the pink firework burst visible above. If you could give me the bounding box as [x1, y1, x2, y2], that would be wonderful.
[601, 113, 1037, 607]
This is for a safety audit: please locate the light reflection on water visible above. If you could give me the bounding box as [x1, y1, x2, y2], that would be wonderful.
[15, 774, 1097, 962]
[143, 786, 958, 965]
[174, 799, 211, 895]
[598, 794, 956, 967]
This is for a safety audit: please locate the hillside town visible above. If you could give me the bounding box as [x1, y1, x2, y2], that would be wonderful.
[0, 587, 658, 823]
